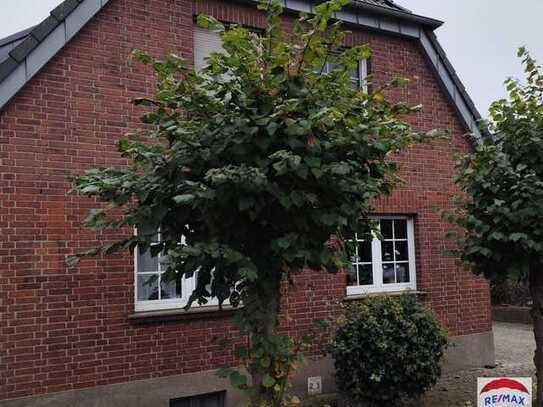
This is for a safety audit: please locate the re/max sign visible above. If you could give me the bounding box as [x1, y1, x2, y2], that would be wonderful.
[478, 378, 532, 407]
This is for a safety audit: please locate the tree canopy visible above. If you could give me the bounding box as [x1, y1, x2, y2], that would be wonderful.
[446, 48, 543, 406]
[446, 48, 543, 280]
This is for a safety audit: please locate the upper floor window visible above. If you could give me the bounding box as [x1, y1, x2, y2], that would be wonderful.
[194, 27, 225, 71]
[347, 216, 417, 296]
[194, 27, 368, 90]
[320, 59, 368, 90]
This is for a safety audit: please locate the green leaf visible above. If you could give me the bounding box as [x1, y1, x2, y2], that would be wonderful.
[234, 346, 248, 359]
[260, 356, 271, 368]
[196, 15, 225, 32]
[510, 233, 528, 242]
[262, 374, 276, 388]
[173, 194, 195, 204]
[217, 366, 233, 378]
[81, 185, 99, 194]
[229, 371, 248, 389]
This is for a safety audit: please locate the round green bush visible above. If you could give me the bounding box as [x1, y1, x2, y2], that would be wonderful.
[331, 295, 447, 406]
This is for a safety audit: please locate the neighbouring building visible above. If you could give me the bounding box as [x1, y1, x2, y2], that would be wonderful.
[0, 0, 494, 406]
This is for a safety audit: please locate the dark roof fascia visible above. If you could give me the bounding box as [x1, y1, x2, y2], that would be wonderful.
[348, 1, 443, 29]
[426, 30, 482, 123]
[0, 0, 109, 110]
[235, 0, 443, 29]
[383, 0, 412, 13]
[418, 29, 485, 140]
[0, 26, 36, 48]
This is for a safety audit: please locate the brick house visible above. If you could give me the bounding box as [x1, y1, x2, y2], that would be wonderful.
[0, 0, 494, 406]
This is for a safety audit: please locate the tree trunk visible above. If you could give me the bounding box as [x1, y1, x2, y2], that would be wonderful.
[530, 268, 543, 407]
[244, 272, 283, 407]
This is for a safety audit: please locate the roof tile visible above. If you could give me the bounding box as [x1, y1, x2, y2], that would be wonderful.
[51, 0, 80, 21]
[32, 16, 61, 42]
[9, 35, 39, 63]
[0, 56, 18, 82]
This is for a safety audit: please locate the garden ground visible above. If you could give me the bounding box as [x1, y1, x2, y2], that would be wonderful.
[411, 322, 536, 406]
[303, 322, 535, 406]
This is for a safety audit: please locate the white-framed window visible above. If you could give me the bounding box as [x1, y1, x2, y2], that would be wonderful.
[134, 230, 220, 312]
[346, 216, 417, 296]
[135, 230, 191, 311]
[194, 27, 368, 91]
[194, 27, 225, 71]
[320, 59, 368, 91]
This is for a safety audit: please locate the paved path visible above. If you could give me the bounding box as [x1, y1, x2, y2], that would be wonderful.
[409, 322, 536, 406]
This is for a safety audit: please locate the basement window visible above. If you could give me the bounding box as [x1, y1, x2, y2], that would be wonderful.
[170, 391, 226, 407]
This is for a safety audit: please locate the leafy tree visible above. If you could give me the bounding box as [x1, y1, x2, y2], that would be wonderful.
[70, 0, 439, 404]
[446, 48, 543, 405]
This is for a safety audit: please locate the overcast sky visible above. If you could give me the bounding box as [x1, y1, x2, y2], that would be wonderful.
[1, 1, 542, 116]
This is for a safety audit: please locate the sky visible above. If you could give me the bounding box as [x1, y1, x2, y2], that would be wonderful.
[0, 0, 542, 116]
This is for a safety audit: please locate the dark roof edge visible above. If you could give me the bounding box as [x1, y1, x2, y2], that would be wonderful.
[0, 0, 110, 111]
[0, 26, 36, 48]
[426, 30, 482, 122]
[384, 0, 412, 13]
[419, 30, 485, 141]
[348, 1, 443, 29]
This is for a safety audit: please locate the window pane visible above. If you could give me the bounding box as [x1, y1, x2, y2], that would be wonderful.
[383, 264, 395, 284]
[161, 273, 182, 299]
[347, 264, 358, 286]
[380, 219, 393, 239]
[394, 219, 408, 239]
[137, 247, 159, 273]
[350, 67, 359, 81]
[395, 241, 409, 261]
[359, 264, 373, 286]
[358, 240, 372, 262]
[137, 274, 159, 301]
[346, 239, 358, 263]
[381, 241, 394, 262]
[139, 225, 159, 242]
[159, 255, 172, 271]
[396, 263, 410, 283]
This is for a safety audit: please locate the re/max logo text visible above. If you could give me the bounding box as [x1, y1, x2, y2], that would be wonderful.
[484, 393, 527, 406]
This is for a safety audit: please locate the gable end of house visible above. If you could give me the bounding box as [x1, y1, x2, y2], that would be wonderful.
[0, 0, 484, 141]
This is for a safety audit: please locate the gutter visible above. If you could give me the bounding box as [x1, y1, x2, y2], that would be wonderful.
[346, 1, 443, 29]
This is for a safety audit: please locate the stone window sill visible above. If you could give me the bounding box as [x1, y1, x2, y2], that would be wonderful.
[129, 304, 239, 323]
[344, 290, 427, 301]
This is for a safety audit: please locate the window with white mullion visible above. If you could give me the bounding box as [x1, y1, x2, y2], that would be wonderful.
[347, 216, 416, 296]
[135, 228, 187, 311]
[318, 57, 368, 90]
[347, 231, 374, 287]
[134, 227, 223, 312]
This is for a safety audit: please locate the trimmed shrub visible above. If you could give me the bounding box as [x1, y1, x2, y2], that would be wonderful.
[331, 295, 447, 406]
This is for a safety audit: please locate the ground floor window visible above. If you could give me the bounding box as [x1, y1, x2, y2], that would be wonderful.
[346, 216, 416, 296]
[134, 230, 219, 312]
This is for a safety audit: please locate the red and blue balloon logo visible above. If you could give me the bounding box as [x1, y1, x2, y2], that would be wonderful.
[480, 378, 530, 406]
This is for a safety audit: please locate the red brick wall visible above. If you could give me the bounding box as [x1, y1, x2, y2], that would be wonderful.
[0, 0, 491, 401]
